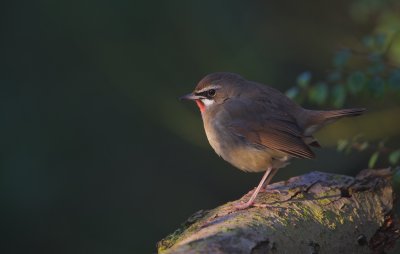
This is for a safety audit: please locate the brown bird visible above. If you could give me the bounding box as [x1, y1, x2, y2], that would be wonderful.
[180, 72, 365, 209]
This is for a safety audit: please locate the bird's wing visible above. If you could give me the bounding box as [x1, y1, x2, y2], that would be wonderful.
[224, 98, 315, 159]
[229, 120, 315, 159]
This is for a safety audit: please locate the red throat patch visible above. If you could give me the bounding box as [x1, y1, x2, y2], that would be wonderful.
[195, 100, 205, 112]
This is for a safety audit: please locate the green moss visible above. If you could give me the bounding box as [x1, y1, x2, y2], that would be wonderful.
[157, 228, 184, 253]
[157, 209, 210, 252]
[158, 179, 370, 253]
[316, 198, 332, 205]
[333, 175, 345, 180]
[310, 206, 325, 223]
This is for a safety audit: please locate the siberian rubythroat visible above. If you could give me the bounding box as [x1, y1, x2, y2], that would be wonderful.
[180, 72, 365, 209]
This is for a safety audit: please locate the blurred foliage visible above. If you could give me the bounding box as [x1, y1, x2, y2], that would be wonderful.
[286, 29, 400, 169]
[2, 0, 400, 253]
[286, 32, 400, 107]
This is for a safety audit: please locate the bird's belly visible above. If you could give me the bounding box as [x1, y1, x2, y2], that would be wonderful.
[204, 122, 289, 172]
[224, 146, 272, 172]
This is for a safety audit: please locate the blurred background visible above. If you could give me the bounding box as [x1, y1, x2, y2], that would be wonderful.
[1, 0, 400, 253]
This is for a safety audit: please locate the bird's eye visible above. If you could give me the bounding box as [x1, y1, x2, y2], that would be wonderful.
[207, 89, 216, 97]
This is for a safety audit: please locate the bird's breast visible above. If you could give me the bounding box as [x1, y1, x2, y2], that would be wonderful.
[203, 118, 228, 157]
[203, 116, 288, 172]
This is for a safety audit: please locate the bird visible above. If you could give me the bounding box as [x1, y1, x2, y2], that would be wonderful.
[180, 72, 365, 210]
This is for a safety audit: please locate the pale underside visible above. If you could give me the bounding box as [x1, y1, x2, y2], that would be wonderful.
[201, 99, 294, 172]
[204, 117, 291, 172]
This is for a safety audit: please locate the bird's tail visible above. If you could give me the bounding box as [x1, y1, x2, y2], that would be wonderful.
[302, 108, 366, 135]
[318, 108, 366, 119]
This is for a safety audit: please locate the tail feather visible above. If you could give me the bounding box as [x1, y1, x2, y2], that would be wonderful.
[321, 108, 366, 119]
[302, 107, 366, 135]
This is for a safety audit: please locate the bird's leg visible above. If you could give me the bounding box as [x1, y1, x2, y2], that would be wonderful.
[261, 168, 279, 193]
[234, 167, 273, 210]
[244, 168, 279, 195]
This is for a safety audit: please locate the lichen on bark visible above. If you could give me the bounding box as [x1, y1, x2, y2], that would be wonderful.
[157, 169, 399, 254]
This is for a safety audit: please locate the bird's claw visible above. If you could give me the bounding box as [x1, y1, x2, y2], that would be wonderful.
[233, 200, 254, 210]
[261, 188, 288, 195]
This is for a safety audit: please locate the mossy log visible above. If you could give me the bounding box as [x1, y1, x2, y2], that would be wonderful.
[157, 169, 399, 254]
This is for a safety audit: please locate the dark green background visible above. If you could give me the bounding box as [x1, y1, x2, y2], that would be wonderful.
[1, 1, 394, 253]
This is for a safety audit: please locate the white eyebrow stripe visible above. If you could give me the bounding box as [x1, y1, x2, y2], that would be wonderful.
[196, 85, 222, 93]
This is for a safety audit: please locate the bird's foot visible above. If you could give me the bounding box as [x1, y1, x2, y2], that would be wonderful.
[260, 188, 287, 195]
[244, 187, 285, 198]
[233, 200, 275, 210]
[260, 188, 280, 194]
[252, 203, 274, 208]
[232, 200, 254, 210]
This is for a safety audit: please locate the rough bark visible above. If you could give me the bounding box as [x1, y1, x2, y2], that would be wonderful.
[157, 169, 399, 254]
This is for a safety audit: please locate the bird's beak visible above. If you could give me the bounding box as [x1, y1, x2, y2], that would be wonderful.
[179, 93, 201, 101]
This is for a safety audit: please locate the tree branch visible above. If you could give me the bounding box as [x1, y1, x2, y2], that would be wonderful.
[157, 169, 399, 254]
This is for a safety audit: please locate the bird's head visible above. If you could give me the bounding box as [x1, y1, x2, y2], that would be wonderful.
[180, 72, 245, 113]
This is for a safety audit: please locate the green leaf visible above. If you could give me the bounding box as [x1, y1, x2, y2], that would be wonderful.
[389, 149, 400, 165]
[362, 36, 374, 48]
[368, 52, 382, 63]
[367, 63, 385, 75]
[337, 139, 349, 152]
[368, 152, 379, 168]
[285, 87, 299, 99]
[333, 49, 351, 68]
[375, 34, 386, 48]
[367, 76, 385, 96]
[308, 82, 328, 105]
[347, 71, 366, 94]
[328, 70, 342, 82]
[388, 70, 400, 89]
[378, 140, 386, 149]
[296, 71, 312, 88]
[331, 84, 346, 108]
[359, 141, 369, 151]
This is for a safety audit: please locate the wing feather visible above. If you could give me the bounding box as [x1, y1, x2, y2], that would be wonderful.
[222, 95, 315, 159]
[229, 121, 315, 159]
